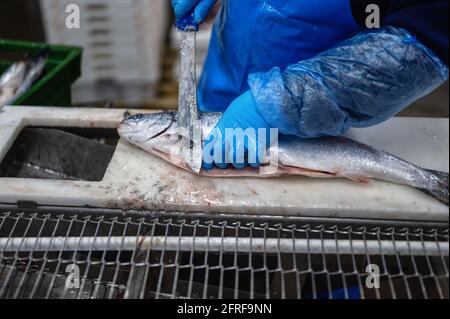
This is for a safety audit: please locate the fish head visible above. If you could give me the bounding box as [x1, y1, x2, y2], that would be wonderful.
[119, 111, 176, 147]
[118, 111, 186, 166]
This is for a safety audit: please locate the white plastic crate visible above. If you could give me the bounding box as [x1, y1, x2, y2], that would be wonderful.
[72, 81, 157, 106]
[40, 0, 169, 104]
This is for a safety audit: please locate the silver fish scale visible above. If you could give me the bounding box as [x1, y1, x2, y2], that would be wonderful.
[277, 136, 430, 186]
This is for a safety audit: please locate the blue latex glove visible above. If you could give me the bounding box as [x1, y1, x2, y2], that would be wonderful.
[247, 26, 449, 138]
[202, 91, 273, 170]
[172, 0, 216, 24]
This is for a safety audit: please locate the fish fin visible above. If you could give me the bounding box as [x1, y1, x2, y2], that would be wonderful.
[421, 169, 449, 205]
[123, 111, 131, 119]
[278, 165, 336, 178]
[26, 48, 50, 62]
[341, 174, 371, 184]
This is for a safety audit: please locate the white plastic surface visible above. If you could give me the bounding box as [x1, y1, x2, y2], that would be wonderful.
[0, 106, 448, 221]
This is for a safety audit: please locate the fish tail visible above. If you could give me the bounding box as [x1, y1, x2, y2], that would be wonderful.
[422, 170, 449, 205]
[27, 48, 50, 62]
[23, 49, 50, 73]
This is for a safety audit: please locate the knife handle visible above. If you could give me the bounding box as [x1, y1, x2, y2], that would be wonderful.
[175, 10, 199, 32]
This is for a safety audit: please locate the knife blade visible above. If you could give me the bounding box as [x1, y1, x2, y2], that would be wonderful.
[176, 13, 202, 173]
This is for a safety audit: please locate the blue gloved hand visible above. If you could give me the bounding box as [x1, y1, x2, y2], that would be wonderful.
[172, 0, 216, 24]
[202, 91, 273, 170]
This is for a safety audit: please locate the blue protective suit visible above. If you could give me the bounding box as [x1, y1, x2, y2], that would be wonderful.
[197, 0, 449, 138]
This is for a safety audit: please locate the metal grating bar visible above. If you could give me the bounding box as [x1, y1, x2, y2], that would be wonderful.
[0, 211, 448, 299]
[1, 236, 447, 255]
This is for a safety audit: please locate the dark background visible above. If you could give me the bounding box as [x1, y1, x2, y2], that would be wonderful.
[0, 0, 45, 42]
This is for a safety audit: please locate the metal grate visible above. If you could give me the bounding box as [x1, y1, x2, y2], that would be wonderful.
[0, 211, 448, 299]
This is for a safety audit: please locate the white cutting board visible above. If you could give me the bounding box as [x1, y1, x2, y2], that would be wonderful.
[0, 106, 448, 221]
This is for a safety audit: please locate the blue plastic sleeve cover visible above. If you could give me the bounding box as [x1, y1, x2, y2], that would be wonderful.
[248, 26, 449, 138]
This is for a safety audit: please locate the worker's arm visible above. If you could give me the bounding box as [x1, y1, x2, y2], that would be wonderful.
[248, 26, 448, 138]
[172, 0, 216, 24]
[203, 26, 449, 169]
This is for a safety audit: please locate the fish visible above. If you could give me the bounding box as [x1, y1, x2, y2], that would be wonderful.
[118, 111, 449, 205]
[0, 50, 48, 109]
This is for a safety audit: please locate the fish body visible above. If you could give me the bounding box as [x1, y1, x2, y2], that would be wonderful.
[0, 51, 48, 109]
[118, 111, 449, 205]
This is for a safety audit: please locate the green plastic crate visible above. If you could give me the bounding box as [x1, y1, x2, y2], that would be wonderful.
[0, 39, 82, 106]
